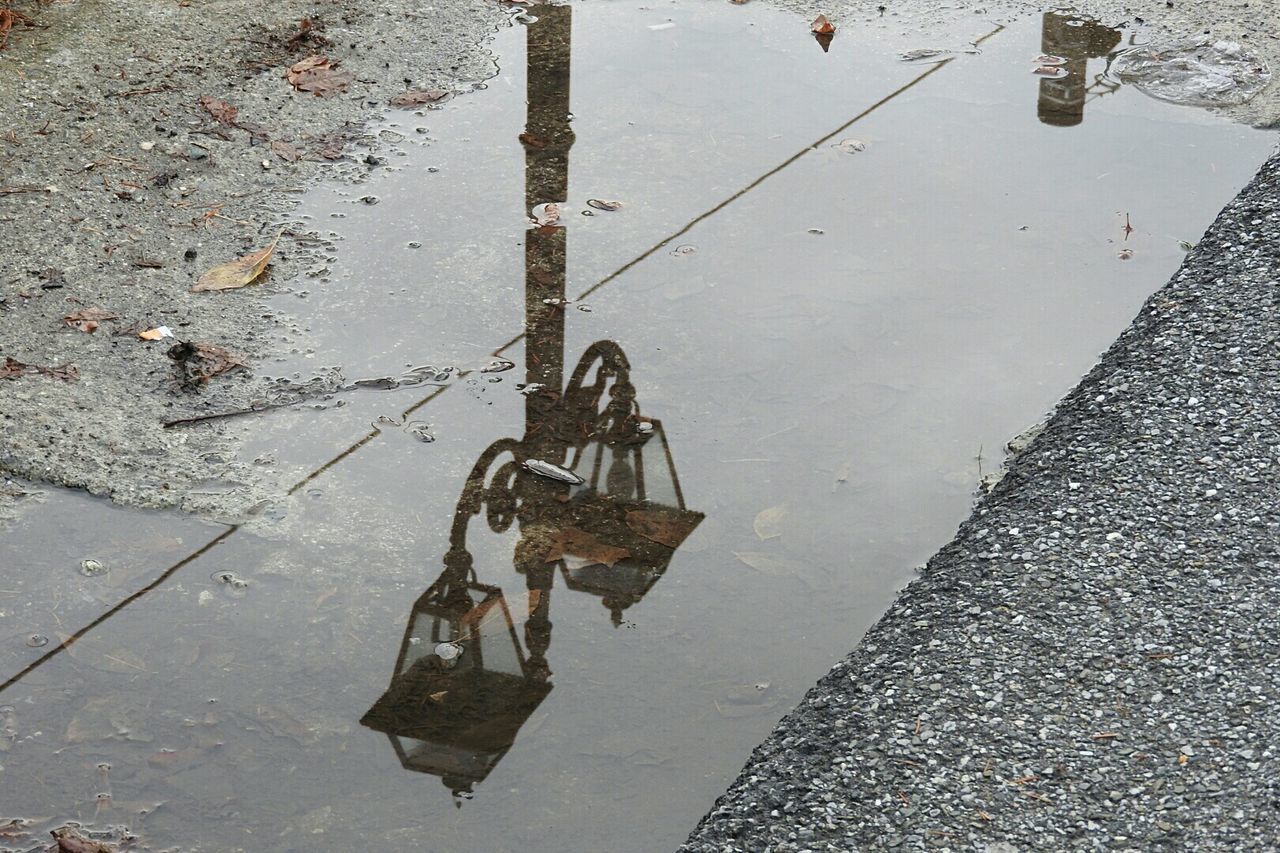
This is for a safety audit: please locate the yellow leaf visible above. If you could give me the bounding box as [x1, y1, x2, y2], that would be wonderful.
[191, 230, 282, 292]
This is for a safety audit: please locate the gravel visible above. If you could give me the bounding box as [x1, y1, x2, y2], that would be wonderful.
[680, 149, 1280, 851]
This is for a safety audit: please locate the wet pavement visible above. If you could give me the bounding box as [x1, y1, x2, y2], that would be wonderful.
[1, 4, 1274, 851]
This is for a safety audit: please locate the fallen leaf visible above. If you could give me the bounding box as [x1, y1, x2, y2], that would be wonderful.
[531, 202, 561, 227]
[270, 140, 302, 162]
[198, 95, 238, 125]
[519, 131, 549, 149]
[544, 526, 630, 567]
[390, 89, 449, 108]
[168, 341, 248, 386]
[63, 307, 118, 332]
[1, 356, 78, 381]
[587, 198, 623, 212]
[811, 14, 835, 33]
[428, 690, 448, 703]
[285, 55, 352, 96]
[733, 551, 808, 580]
[52, 827, 116, 853]
[753, 504, 788, 540]
[138, 326, 175, 341]
[626, 507, 701, 548]
[192, 231, 282, 292]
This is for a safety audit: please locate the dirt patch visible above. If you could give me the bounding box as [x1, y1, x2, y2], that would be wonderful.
[0, 0, 507, 522]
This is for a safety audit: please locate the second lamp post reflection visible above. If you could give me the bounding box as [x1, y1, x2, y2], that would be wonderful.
[361, 4, 704, 799]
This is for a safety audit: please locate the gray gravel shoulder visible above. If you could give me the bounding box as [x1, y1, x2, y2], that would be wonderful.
[680, 150, 1280, 851]
[0, 0, 507, 523]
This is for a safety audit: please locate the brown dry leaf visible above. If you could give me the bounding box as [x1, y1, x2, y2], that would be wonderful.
[52, 827, 117, 853]
[626, 508, 701, 548]
[285, 55, 353, 96]
[811, 14, 835, 33]
[198, 95, 239, 125]
[519, 131, 549, 149]
[531, 202, 560, 227]
[544, 526, 630, 568]
[1, 356, 79, 381]
[427, 690, 449, 703]
[63, 307, 118, 333]
[190, 342, 248, 380]
[192, 231, 282, 292]
[390, 89, 450, 108]
[270, 140, 302, 162]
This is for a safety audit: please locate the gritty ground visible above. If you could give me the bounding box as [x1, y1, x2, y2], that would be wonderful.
[681, 151, 1280, 851]
[1, 0, 1277, 528]
[0, 0, 506, 522]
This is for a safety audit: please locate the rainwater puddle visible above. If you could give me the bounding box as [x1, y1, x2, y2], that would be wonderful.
[1, 4, 1273, 851]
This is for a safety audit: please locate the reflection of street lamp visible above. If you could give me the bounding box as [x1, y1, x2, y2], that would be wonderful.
[361, 1, 703, 799]
[1038, 12, 1122, 127]
[360, 535, 554, 796]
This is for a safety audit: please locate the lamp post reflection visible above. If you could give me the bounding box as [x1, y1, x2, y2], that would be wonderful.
[1037, 12, 1122, 127]
[360, 4, 703, 799]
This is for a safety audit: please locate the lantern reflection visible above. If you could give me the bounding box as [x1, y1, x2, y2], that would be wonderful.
[360, 2, 703, 798]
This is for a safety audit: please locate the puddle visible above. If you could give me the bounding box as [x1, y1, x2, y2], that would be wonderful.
[1, 4, 1274, 851]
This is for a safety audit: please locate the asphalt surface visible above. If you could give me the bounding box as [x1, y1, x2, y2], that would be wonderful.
[680, 150, 1280, 851]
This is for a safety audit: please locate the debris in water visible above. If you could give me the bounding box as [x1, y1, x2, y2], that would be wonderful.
[51, 827, 117, 853]
[671, 244, 697, 257]
[626, 507, 700, 548]
[405, 420, 435, 443]
[1034, 53, 1068, 66]
[1117, 248, 1135, 260]
[834, 138, 867, 154]
[811, 14, 835, 51]
[79, 559, 108, 577]
[544, 526, 631, 567]
[435, 642, 463, 668]
[25, 633, 49, 648]
[899, 48, 952, 62]
[523, 459, 584, 484]
[1109, 41, 1270, 106]
[1179, 240, 1196, 251]
[285, 55, 353, 97]
[1032, 65, 1069, 79]
[753, 504, 788, 540]
[63, 307, 118, 333]
[390, 89, 450, 108]
[648, 21, 676, 31]
[519, 383, 548, 396]
[480, 358, 516, 373]
[191, 230, 282, 292]
[531, 202, 561, 227]
[587, 198, 624, 211]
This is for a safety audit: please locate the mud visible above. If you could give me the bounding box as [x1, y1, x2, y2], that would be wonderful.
[0, 0, 506, 521]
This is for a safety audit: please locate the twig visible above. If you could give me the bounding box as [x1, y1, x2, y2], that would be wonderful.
[163, 400, 299, 428]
